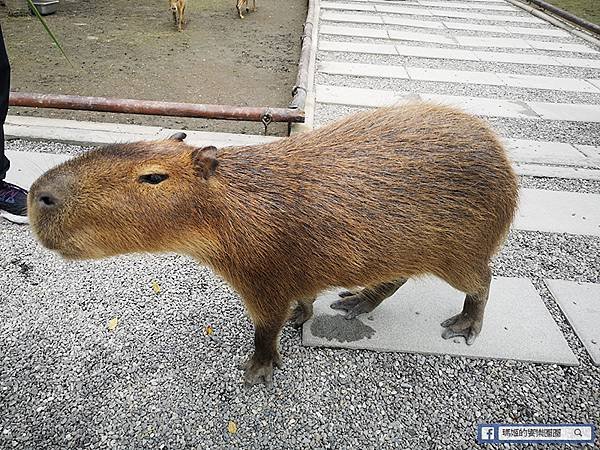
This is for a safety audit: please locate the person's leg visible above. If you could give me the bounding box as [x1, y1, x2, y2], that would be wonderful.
[0, 23, 10, 180]
[0, 23, 28, 224]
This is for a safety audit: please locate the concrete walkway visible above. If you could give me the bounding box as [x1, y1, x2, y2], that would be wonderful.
[304, 0, 600, 364]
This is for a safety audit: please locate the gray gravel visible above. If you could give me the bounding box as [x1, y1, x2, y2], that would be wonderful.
[1, 139, 600, 449]
[6, 138, 92, 155]
[519, 176, 600, 194]
[318, 48, 600, 79]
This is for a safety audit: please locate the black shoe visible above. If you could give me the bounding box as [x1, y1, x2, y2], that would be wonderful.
[0, 181, 29, 224]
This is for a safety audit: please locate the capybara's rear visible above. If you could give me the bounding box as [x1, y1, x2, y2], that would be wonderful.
[28, 102, 519, 386]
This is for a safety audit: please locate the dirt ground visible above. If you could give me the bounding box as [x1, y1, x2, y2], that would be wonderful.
[1, 0, 307, 136]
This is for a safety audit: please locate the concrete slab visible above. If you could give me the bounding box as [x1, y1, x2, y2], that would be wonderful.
[374, 4, 433, 16]
[505, 139, 592, 165]
[321, 1, 375, 11]
[514, 164, 600, 181]
[383, 16, 445, 29]
[320, 24, 388, 39]
[316, 84, 416, 107]
[445, 23, 569, 38]
[406, 66, 505, 85]
[418, 0, 515, 11]
[303, 277, 578, 366]
[393, 45, 576, 67]
[505, 26, 570, 37]
[515, 189, 600, 236]
[321, 11, 384, 24]
[586, 79, 600, 90]
[5, 115, 278, 148]
[473, 50, 562, 66]
[496, 73, 600, 93]
[545, 280, 600, 366]
[419, 93, 538, 119]
[443, 22, 510, 33]
[528, 101, 600, 123]
[319, 40, 398, 55]
[156, 129, 279, 147]
[395, 44, 480, 61]
[528, 40, 598, 54]
[319, 61, 410, 79]
[454, 36, 532, 49]
[555, 56, 600, 69]
[426, 9, 544, 24]
[388, 29, 455, 45]
[3, 150, 71, 189]
[574, 144, 600, 159]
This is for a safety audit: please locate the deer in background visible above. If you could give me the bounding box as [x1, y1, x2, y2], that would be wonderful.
[236, 0, 257, 19]
[169, 0, 186, 31]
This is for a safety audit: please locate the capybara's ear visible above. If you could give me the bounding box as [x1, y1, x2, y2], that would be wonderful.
[168, 132, 187, 141]
[191, 146, 218, 179]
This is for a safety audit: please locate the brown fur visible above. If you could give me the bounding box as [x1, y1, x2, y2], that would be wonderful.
[28, 103, 519, 386]
[236, 0, 256, 19]
[169, 0, 186, 31]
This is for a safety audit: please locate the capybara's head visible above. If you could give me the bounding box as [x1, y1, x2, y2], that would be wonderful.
[28, 134, 219, 260]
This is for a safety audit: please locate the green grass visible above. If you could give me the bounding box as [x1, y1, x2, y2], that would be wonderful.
[543, 0, 600, 25]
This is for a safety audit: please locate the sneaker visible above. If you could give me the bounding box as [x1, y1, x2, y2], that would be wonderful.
[0, 181, 29, 224]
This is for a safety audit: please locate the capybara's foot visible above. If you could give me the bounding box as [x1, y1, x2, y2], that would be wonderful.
[289, 302, 313, 328]
[441, 313, 482, 345]
[338, 289, 359, 298]
[330, 293, 376, 320]
[242, 352, 282, 387]
[331, 280, 406, 320]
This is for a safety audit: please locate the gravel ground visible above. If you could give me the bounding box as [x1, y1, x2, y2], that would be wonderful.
[1, 207, 599, 450]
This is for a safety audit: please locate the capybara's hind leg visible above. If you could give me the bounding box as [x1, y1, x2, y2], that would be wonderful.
[441, 267, 492, 345]
[331, 279, 407, 320]
[289, 297, 315, 328]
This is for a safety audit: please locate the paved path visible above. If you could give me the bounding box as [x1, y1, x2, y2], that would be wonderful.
[305, 0, 600, 365]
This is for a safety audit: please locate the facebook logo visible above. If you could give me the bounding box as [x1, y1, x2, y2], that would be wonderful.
[480, 427, 496, 442]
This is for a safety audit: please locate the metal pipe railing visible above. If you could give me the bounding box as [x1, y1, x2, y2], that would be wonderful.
[524, 0, 600, 36]
[289, 0, 315, 110]
[9, 92, 304, 123]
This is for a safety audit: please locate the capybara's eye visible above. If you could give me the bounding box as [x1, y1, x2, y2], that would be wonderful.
[139, 174, 169, 185]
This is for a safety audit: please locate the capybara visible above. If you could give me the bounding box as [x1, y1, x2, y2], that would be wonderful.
[169, 0, 186, 31]
[28, 103, 519, 386]
[236, 0, 256, 19]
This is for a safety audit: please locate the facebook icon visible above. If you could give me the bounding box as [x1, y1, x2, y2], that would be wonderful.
[479, 426, 496, 442]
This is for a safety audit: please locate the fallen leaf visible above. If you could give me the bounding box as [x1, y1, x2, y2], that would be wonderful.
[227, 421, 237, 434]
[206, 325, 214, 335]
[107, 317, 119, 331]
[151, 280, 161, 294]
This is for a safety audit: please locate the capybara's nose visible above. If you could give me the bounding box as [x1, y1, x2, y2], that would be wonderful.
[36, 191, 60, 209]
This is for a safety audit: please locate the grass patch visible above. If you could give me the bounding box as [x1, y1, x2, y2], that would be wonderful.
[543, 0, 600, 25]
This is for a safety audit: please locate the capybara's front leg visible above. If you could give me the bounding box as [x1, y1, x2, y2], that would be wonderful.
[243, 300, 288, 386]
[330, 279, 407, 319]
[441, 267, 491, 345]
